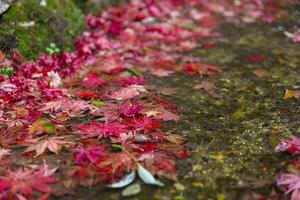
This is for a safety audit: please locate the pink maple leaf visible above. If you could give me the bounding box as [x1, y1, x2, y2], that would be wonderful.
[75, 121, 127, 139]
[150, 68, 174, 77]
[0, 163, 56, 200]
[131, 117, 160, 132]
[75, 121, 102, 138]
[73, 145, 107, 164]
[293, 34, 300, 43]
[277, 173, 300, 200]
[117, 76, 146, 86]
[156, 108, 180, 121]
[275, 135, 300, 156]
[109, 85, 147, 100]
[120, 103, 143, 117]
[82, 73, 105, 88]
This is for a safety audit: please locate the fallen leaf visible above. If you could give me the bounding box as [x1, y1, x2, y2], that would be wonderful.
[283, 89, 300, 99]
[193, 80, 220, 98]
[109, 85, 147, 100]
[122, 183, 141, 197]
[150, 68, 174, 77]
[28, 118, 56, 134]
[184, 63, 222, 76]
[25, 136, 73, 157]
[108, 171, 136, 188]
[158, 87, 177, 96]
[253, 69, 271, 78]
[137, 164, 156, 185]
[246, 54, 266, 62]
[82, 73, 105, 88]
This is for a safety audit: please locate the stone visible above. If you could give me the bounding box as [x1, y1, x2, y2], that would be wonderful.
[0, 0, 13, 15]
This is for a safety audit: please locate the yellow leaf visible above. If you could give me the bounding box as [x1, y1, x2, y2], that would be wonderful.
[283, 89, 300, 99]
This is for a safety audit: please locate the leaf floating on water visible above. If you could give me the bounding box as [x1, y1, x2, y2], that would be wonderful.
[108, 171, 136, 188]
[137, 164, 156, 185]
[122, 183, 141, 197]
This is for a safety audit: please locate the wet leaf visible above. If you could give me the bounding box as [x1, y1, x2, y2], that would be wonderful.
[28, 118, 56, 134]
[91, 99, 105, 106]
[43, 122, 56, 134]
[193, 80, 221, 98]
[109, 85, 147, 100]
[25, 136, 73, 157]
[283, 89, 300, 99]
[253, 69, 270, 78]
[122, 183, 141, 197]
[0, 67, 14, 78]
[137, 164, 156, 185]
[108, 171, 136, 188]
[126, 68, 142, 77]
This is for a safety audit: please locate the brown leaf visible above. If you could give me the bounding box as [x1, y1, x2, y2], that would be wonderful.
[164, 134, 185, 145]
[253, 69, 271, 78]
[193, 80, 220, 98]
[158, 87, 177, 96]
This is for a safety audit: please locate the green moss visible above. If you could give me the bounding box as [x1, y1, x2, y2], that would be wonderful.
[0, 0, 85, 59]
[73, 0, 128, 14]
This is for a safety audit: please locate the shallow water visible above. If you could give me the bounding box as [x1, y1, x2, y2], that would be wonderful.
[53, 4, 300, 200]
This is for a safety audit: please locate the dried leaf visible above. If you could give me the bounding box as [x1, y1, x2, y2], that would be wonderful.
[193, 80, 220, 98]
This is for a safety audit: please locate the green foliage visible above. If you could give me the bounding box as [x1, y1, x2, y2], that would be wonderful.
[0, 66, 14, 78]
[0, 0, 85, 59]
[46, 43, 60, 55]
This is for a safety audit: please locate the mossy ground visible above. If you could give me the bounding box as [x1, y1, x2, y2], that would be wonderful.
[50, 5, 300, 200]
[0, 0, 85, 59]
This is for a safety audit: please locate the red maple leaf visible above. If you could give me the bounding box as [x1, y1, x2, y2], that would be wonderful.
[0, 162, 56, 200]
[82, 73, 105, 88]
[73, 145, 107, 164]
[246, 54, 266, 62]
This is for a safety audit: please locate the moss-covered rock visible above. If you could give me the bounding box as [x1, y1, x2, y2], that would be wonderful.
[0, 0, 85, 59]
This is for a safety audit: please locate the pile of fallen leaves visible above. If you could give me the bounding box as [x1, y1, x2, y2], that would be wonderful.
[0, 0, 296, 199]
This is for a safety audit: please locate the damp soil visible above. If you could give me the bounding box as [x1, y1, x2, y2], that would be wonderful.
[50, 5, 300, 200]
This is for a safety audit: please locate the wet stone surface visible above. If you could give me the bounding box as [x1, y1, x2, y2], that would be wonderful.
[51, 5, 300, 200]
